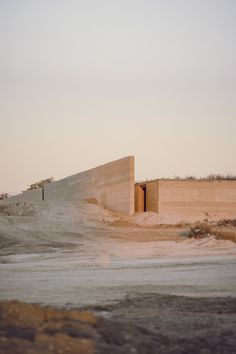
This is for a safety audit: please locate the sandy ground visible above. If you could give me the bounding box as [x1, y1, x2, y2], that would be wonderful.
[1, 199, 236, 353]
[1, 200, 236, 304]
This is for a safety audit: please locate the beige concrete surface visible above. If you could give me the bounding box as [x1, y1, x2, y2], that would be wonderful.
[158, 180, 236, 220]
[146, 181, 159, 212]
[45, 156, 135, 215]
[1, 157, 135, 215]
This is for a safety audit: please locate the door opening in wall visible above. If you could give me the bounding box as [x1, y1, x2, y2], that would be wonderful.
[142, 186, 147, 212]
[135, 183, 147, 213]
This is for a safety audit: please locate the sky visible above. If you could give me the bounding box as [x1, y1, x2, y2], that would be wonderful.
[0, 0, 236, 194]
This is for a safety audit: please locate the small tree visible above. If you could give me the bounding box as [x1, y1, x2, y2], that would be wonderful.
[27, 177, 54, 191]
[0, 193, 9, 200]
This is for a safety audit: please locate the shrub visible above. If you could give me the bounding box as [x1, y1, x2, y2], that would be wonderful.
[206, 174, 236, 181]
[180, 223, 213, 239]
[26, 177, 54, 191]
[0, 193, 9, 200]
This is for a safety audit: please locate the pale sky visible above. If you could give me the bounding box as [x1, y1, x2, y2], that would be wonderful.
[0, 0, 236, 194]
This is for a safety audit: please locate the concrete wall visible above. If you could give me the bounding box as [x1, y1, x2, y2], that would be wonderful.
[0, 189, 42, 204]
[44, 156, 135, 215]
[1, 156, 135, 215]
[146, 181, 159, 213]
[158, 180, 236, 220]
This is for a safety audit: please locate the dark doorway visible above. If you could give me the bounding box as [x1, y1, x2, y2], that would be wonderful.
[142, 186, 147, 212]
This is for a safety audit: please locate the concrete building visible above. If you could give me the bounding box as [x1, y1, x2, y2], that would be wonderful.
[135, 179, 236, 220]
[3, 156, 236, 220]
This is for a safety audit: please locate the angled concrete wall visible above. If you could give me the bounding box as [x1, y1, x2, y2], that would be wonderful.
[0, 189, 42, 204]
[158, 180, 236, 220]
[1, 156, 135, 215]
[44, 156, 135, 215]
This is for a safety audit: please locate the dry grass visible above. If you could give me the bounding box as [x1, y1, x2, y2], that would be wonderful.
[211, 219, 236, 243]
[137, 174, 236, 183]
[216, 219, 236, 227]
[180, 222, 213, 239]
[85, 198, 99, 204]
[213, 228, 236, 243]
[195, 222, 212, 234]
[179, 221, 236, 243]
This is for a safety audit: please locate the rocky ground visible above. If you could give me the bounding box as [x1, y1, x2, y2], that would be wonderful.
[1, 294, 236, 354]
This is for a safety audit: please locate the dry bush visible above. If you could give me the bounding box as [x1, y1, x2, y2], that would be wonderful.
[85, 198, 98, 204]
[213, 228, 236, 243]
[180, 222, 213, 239]
[206, 174, 236, 180]
[0, 193, 9, 200]
[217, 219, 236, 227]
[137, 174, 236, 183]
[195, 222, 213, 234]
[209, 219, 236, 243]
[26, 177, 54, 191]
[0, 202, 36, 217]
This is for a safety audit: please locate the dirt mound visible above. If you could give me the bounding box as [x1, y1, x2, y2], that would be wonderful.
[0, 300, 96, 354]
[0, 201, 37, 217]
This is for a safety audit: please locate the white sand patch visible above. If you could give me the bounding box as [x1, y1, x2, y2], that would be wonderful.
[129, 211, 192, 226]
[181, 235, 235, 248]
[106, 238, 236, 260]
[129, 211, 232, 226]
